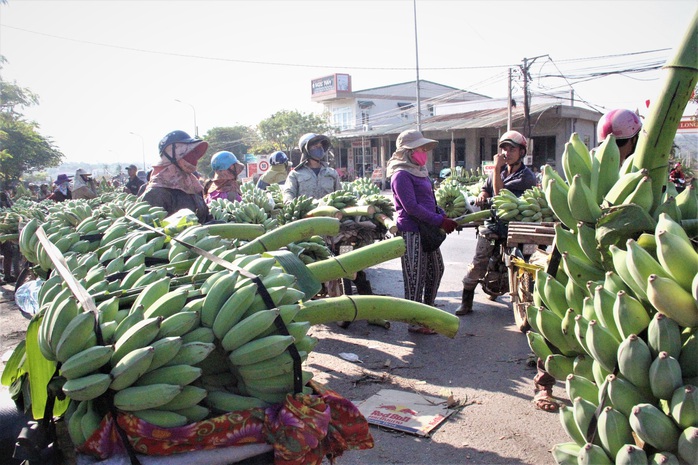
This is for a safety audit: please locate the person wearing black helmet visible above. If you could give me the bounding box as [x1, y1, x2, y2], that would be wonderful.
[283, 133, 341, 202]
[141, 130, 211, 224]
[455, 130, 536, 316]
[256, 151, 289, 190]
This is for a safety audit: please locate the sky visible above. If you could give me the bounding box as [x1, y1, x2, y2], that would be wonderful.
[0, 0, 696, 168]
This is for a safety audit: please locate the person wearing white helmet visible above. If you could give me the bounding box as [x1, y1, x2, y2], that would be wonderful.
[283, 133, 341, 203]
[596, 109, 642, 164]
[204, 151, 245, 203]
[256, 151, 289, 190]
[456, 130, 537, 315]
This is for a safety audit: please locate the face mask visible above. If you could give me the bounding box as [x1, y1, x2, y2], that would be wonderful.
[308, 147, 326, 160]
[411, 150, 427, 166]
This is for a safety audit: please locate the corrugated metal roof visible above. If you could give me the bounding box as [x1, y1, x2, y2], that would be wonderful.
[335, 102, 571, 139]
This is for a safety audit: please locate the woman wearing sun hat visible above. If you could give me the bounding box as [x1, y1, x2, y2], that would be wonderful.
[388, 129, 458, 335]
[47, 174, 73, 202]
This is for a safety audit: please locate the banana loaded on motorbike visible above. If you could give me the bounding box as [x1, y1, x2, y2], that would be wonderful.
[457, 197, 556, 331]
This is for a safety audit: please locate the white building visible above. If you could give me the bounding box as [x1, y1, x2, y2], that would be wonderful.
[311, 73, 602, 180]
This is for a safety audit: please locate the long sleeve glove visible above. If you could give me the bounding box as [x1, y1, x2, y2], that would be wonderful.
[440, 216, 458, 234]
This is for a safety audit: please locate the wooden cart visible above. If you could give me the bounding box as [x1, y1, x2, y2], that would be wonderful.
[503, 221, 557, 332]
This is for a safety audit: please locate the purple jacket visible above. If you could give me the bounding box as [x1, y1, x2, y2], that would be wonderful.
[391, 171, 444, 233]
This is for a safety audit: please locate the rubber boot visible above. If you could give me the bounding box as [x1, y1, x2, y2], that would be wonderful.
[455, 288, 474, 316]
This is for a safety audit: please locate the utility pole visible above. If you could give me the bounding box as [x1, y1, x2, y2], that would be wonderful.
[520, 55, 547, 140]
[413, 0, 422, 130]
[507, 68, 513, 131]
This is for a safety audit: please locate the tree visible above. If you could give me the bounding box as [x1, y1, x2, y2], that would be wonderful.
[198, 126, 258, 177]
[0, 57, 64, 187]
[256, 110, 335, 160]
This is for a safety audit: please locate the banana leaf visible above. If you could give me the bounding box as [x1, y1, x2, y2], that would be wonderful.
[25, 314, 69, 419]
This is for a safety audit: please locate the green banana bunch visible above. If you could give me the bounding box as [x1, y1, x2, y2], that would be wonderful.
[279, 195, 317, 224]
[345, 177, 380, 197]
[321, 189, 358, 209]
[435, 182, 469, 218]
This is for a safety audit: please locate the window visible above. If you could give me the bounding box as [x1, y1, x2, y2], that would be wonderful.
[332, 107, 353, 130]
[361, 111, 369, 126]
[530, 136, 556, 169]
[432, 138, 465, 172]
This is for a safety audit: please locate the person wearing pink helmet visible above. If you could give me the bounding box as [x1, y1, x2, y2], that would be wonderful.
[596, 109, 643, 164]
[456, 130, 536, 314]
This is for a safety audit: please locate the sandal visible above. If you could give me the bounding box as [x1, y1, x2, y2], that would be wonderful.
[408, 325, 437, 335]
[533, 392, 560, 412]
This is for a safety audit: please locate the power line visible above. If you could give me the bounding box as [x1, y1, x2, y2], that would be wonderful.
[0, 23, 672, 73]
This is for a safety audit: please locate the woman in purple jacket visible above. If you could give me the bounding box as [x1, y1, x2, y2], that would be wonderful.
[387, 129, 458, 334]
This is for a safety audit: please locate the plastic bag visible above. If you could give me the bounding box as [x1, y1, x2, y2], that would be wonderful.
[14, 279, 43, 318]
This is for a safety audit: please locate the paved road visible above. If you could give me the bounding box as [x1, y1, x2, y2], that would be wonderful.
[309, 225, 570, 465]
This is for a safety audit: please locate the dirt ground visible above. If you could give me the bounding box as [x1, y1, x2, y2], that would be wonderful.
[0, 283, 30, 364]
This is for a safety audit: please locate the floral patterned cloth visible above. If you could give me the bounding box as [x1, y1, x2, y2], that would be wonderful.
[78, 381, 373, 464]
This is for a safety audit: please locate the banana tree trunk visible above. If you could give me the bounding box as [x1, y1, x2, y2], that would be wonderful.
[632, 9, 698, 209]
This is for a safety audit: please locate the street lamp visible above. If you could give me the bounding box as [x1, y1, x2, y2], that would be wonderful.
[174, 99, 198, 138]
[129, 132, 146, 172]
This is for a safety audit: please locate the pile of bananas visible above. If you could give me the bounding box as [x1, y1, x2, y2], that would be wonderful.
[230, 201, 278, 231]
[447, 166, 486, 185]
[343, 177, 380, 197]
[279, 195, 317, 224]
[492, 187, 557, 223]
[358, 193, 395, 218]
[207, 198, 235, 222]
[287, 236, 333, 265]
[0, 211, 21, 234]
[435, 182, 469, 218]
[265, 183, 285, 210]
[240, 183, 276, 216]
[320, 189, 358, 210]
[526, 132, 698, 465]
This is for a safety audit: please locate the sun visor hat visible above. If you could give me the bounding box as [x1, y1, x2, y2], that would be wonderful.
[396, 129, 437, 152]
[498, 130, 527, 149]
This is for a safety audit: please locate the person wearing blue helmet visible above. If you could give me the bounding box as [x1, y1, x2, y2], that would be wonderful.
[205, 151, 245, 203]
[141, 130, 211, 224]
[256, 150, 289, 190]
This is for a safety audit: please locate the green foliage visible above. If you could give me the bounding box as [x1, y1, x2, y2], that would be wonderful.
[256, 110, 334, 158]
[199, 126, 258, 177]
[0, 62, 64, 186]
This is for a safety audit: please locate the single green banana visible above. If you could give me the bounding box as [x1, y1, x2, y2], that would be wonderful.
[173, 405, 210, 423]
[606, 374, 655, 417]
[142, 287, 190, 320]
[132, 409, 189, 428]
[164, 342, 215, 367]
[220, 308, 280, 352]
[157, 311, 200, 339]
[621, 175, 654, 211]
[670, 384, 698, 429]
[62, 373, 113, 402]
[55, 311, 97, 363]
[617, 334, 652, 390]
[565, 374, 599, 406]
[597, 406, 635, 459]
[60, 345, 114, 380]
[80, 400, 103, 442]
[67, 400, 88, 446]
[110, 346, 156, 391]
[609, 245, 648, 303]
[131, 276, 172, 314]
[228, 334, 295, 366]
[629, 403, 680, 452]
[614, 444, 648, 465]
[211, 282, 259, 340]
[112, 317, 162, 364]
[590, 134, 620, 203]
[592, 285, 622, 341]
[135, 364, 202, 386]
[648, 351, 683, 400]
[613, 290, 651, 341]
[113, 384, 183, 411]
[655, 229, 698, 292]
[585, 320, 620, 373]
[647, 275, 698, 328]
[545, 178, 578, 233]
[675, 184, 697, 219]
[205, 390, 269, 413]
[147, 336, 184, 372]
[200, 271, 241, 327]
[677, 427, 698, 465]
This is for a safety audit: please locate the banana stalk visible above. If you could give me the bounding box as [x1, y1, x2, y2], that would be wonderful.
[453, 209, 491, 225]
[295, 295, 459, 338]
[632, 9, 698, 208]
[237, 217, 341, 255]
[306, 236, 405, 281]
